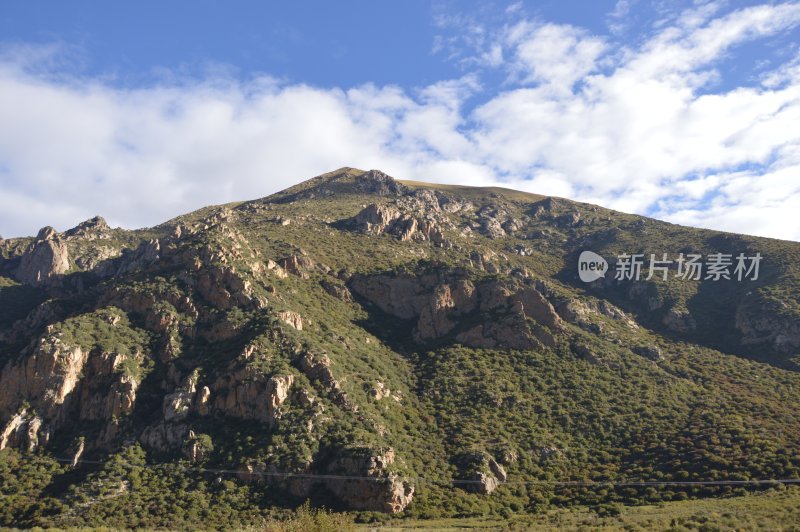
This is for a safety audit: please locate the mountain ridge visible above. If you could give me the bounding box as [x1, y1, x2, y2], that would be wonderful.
[1, 167, 799, 527]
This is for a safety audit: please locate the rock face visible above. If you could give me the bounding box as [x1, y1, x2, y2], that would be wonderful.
[299, 351, 344, 399]
[662, 307, 697, 333]
[350, 273, 562, 349]
[325, 447, 414, 513]
[320, 279, 353, 301]
[634, 345, 663, 361]
[278, 311, 304, 330]
[0, 409, 43, 451]
[79, 365, 138, 421]
[0, 336, 87, 427]
[212, 368, 294, 425]
[458, 453, 508, 495]
[355, 169, 408, 196]
[735, 300, 800, 353]
[0, 333, 145, 451]
[64, 216, 111, 240]
[16, 228, 70, 285]
[140, 421, 188, 452]
[558, 298, 639, 332]
[349, 203, 449, 246]
[183, 430, 210, 462]
[354, 204, 400, 234]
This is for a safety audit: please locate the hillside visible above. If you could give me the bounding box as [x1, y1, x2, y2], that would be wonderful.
[1, 167, 799, 528]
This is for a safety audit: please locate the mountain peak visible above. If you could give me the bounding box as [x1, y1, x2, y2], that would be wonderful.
[265, 167, 409, 203]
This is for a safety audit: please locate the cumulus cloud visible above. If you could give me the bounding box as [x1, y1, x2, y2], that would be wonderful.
[2, 2, 800, 241]
[504, 22, 607, 92]
[0, 47, 478, 237]
[461, 1, 800, 239]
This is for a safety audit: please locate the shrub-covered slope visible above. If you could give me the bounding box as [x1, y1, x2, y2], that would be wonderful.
[0, 167, 799, 528]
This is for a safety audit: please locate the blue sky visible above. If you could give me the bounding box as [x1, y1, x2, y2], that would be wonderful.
[1, 1, 800, 240]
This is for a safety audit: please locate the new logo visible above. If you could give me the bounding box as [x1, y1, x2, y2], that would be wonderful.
[578, 250, 608, 282]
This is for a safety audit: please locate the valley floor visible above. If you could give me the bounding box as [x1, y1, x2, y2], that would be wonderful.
[365, 487, 800, 531]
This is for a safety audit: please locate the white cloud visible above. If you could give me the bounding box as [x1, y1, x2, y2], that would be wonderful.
[0, 49, 488, 237]
[2, 2, 800, 241]
[460, 1, 800, 239]
[504, 22, 607, 93]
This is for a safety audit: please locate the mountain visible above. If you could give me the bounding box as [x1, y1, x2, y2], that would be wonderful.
[1, 167, 799, 528]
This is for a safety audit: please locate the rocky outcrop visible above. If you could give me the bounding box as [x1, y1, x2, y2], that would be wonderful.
[140, 421, 188, 452]
[163, 389, 194, 422]
[16, 227, 70, 285]
[299, 352, 340, 393]
[0, 331, 147, 452]
[325, 447, 414, 513]
[195, 386, 211, 415]
[370, 381, 390, 400]
[633, 345, 663, 361]
[662, 307, 697, 333]
[572, 342, 603, 365]
[278, 311, 304, 330]
[211, 368, 294, 425]
[320, 279, 353, 301]
[557, 298, 639, 332]
[414, 218, 448, 245]
[353, 204, 400, 234]
[735, 303, 800, 353]
[469, 251, 500, 273]
[476, 206, 514, 239]
[64, 216, 112, 240]
[457, 453, 508, 495]
[196, 264, 257, 310]
[355, 169, 408, 196]
[0, 409, 44, 452]
[416, 281, 476, 340]
[79, 365, 138, 421]
[115, 239, 160, 275]
[350, 273, 562, 349]
[1, 300, 65, 345]
[0, 335, 87, 426]
[69, 437, 85, 467]
[72, 245, 122, 273]
[183, 430, 212, 463]
[480, 217, 506, 239]
[513, 287, 561, 329]
[350, 274, 433, 319]
[348, 203, 450, 246]
[233, 446, 413, 513]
